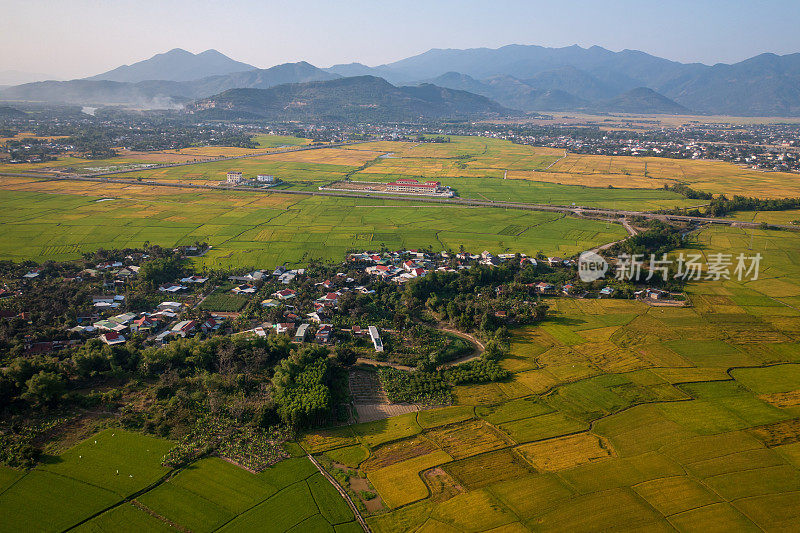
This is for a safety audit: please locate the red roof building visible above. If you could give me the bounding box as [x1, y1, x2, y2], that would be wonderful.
[385, 178, 442, 194]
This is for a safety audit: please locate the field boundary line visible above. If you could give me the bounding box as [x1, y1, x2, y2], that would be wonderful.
[307, 454, 372, 533]
[5, 171, 800, 231]
[62, 465, 187, 532]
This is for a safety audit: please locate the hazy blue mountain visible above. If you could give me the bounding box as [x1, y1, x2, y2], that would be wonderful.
[0, 105, 27, 118]
[180, 61, 340, 97]
[590, 87, 691, 114]
[187, 75, 514, 121]
[381, 44, 690, 84]
[325, 63, 406, 83]
[422, 73, 587, 112]
[522, 66, 618, 101]
[4, 45, 800, 115]
[421, 72, 494, 97]
[0, 70, 58, 85]
[663, 53, 800, 116]
[87, 48, 256, 83]
[0, 79, 190, 108]
[0, 62, 339, 107]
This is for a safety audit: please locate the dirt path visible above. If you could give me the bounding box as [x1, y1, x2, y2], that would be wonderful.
[436, 325, 486, 369]
[543, 149, 568, 171]
[589, 216, 640, 253]
[355, 358, 414, 371]
[307, 455, 372, 533]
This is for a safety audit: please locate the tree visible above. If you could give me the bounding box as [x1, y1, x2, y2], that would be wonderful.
[335, 346, 357, 367]
[22, 371, 65, 405]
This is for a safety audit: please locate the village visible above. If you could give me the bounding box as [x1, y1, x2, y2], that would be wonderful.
[0, 244, 684, 366]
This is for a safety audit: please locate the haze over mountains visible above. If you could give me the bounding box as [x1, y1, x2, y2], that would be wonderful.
[188, 76, 511, 122]
[2, 45, 800, 116]
[87, 48, 257, 83]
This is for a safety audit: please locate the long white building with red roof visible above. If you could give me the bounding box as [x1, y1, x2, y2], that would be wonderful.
[385, 178, 444, 194]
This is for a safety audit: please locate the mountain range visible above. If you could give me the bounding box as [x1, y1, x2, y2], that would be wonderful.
[87, 48, 256, 83]
[187, 76, 512, 121]
[2, 45, 800, 116]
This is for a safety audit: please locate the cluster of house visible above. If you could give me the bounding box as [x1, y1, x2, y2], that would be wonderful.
[227, 267, 305, 296]
[70, 298, 224, 346]
[225, 171, 279, 187]
[349, 249, 550, 284]
[634, 288, 672, 300]
[221, 266, 386, 351]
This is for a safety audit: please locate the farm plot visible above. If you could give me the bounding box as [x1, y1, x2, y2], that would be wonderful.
[0, 182, 625, 268]
[0, 470, 119, 533]
[367, 450, 452, 508]
[74, 503, 174, 532]
[361, 436, 439, 472]
[528, 487, 670, 531]
[444, 449, 532, 490]
[515, 432, 614, 471]
[38, 428, 173, 497]
[198, 286, 249, 312]
[498, 410, 586, 443]
[424, 419, 511, 460]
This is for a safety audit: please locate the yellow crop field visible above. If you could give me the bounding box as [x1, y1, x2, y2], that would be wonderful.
[548, 153, 800, 198]
[367, 450, 452, 508]
[256, 147, 385, 166]
[515, 432, 614, 471]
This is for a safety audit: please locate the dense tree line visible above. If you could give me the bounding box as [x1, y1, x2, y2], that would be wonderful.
[663, 183, 713, 200]
[706, 195, 800, 217]
[608, 220, 683, 257]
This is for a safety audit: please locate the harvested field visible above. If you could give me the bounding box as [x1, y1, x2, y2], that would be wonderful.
[362, 436, 439, 472]
[515, 432, 614, 471]
[444, 449, 532, 489]
[425, 419, 511, 460]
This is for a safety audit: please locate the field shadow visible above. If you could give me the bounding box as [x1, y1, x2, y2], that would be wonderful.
[353, 418, 390, 438]
[38, 454, 64, 465]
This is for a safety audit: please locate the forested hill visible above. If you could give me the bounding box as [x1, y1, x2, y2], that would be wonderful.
[187, 75, 515, 121]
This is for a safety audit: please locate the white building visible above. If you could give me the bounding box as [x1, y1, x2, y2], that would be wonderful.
[368, 325, 384, 352]
[294, 323, 309, 343]
[227, 171, 243, 184]
[256, 174, 276, 183]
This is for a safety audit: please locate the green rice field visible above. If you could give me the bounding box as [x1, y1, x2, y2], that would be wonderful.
[298, 224, 800, 532]
[4, 135, 800, 531]
[0, 431, 358, 533]
[0, 184, 626, 268]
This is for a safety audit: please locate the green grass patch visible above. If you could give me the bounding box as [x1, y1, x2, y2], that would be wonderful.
[169, 457, 278, 514]
[324, 445, 369, 468]
[39, 429, 173, 497]
[74, 503, 174, 533]
[136, 483, 234, 533]
[498, 411, 586, 443]
[307, 472, 354, 525]
[417, 405, 474, 429]
[0, 470, 119, 532]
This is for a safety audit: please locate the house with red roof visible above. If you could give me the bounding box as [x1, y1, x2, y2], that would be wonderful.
[100, 331, 126, 346]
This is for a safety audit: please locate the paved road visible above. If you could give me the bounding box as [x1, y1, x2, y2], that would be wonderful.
[2, 169, 797, 231]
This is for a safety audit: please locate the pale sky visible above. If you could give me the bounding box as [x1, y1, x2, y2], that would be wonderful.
[1, 0, 799, 80]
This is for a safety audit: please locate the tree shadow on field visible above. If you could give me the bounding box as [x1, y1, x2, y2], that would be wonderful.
[38, 454, 64, 465]
[352, 418, 389, 439]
